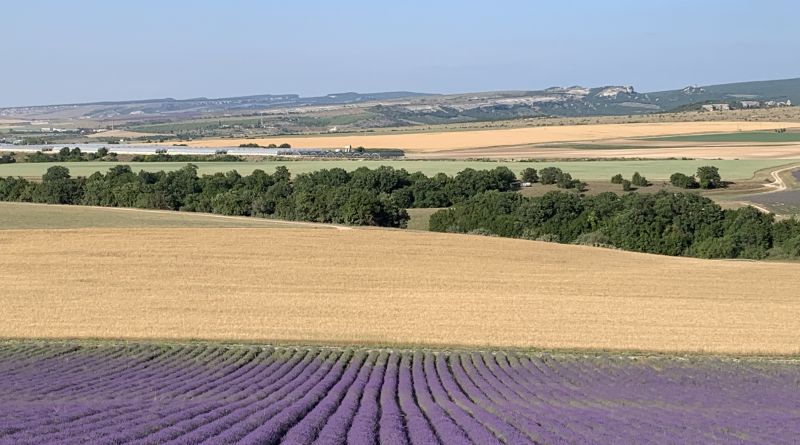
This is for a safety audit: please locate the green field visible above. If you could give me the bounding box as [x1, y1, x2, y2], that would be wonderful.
[0, 202, 322, 229]
[648, 131, 800, 143]
[405, 207, 442, 231]
[0, 159, 791, 181]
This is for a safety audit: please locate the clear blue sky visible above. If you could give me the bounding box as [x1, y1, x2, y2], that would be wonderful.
[3, 0, 798, 107]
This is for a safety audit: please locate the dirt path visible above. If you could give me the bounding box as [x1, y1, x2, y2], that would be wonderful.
[739, 164, 800, 214]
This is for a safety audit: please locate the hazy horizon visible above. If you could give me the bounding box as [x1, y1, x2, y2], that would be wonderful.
[2, 0, 799, 108]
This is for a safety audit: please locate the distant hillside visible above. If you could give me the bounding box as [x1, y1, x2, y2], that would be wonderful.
[366, 78, 800, 123]
[646, 78, 800, 111]
[0, 78, 797, 132]
[0, 91, 434, 122]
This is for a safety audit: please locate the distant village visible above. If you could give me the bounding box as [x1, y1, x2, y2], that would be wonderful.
[701, 99, 792, 112]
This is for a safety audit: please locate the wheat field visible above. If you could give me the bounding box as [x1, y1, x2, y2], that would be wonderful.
[1, 228, 798, 354]
[185, 121, 800, 152]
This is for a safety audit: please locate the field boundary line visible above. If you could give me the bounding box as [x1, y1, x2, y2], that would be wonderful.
[2, 338, 798, 363]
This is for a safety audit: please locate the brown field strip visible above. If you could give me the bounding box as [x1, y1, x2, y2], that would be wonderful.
[184, 121, 800, 152]
[1, 228, 798, 354]
[413, 142, 800, 160]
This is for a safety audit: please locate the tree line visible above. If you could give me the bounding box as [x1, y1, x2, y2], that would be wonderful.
[0, 165, 520, 228]
[430, 189, 800, 260]
[24, 147, 116, 163]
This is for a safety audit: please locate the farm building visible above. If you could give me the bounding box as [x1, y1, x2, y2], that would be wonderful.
[739, 100, 761, 108]
[701, 104, 730, 112]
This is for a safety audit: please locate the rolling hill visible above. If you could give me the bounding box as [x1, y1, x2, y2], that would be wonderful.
[1, 78, 798, 132]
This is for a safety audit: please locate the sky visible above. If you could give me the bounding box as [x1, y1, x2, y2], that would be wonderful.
[2, 0, 799, 107]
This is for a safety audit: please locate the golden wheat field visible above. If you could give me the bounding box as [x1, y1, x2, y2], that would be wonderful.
[185, 121, 800, 152]
[1, 228, 798, 354]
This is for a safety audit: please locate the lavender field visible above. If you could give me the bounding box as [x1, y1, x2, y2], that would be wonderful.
[1, 342, 798, 444]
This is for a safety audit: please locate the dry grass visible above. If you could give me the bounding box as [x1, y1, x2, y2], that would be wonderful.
[184, 121, 800, 153]
[0, 202, 334, 229]
[1, 228, 798, 354]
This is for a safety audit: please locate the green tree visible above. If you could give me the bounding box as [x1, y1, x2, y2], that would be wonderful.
[521, 167, 539, 183]
[539, 167, 563, 185]
[38, 166, 80, 204]
[555, 172, 573, 189]
[670, 172, 698, 189]
[610, 173, 624, 184]
[696, 166, 722, 189]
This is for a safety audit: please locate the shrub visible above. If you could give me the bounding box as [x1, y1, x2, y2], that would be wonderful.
[573, 231, 611, 246]
[467, 228, 497, 237]
[610, 174, 624, 184]
[631, 172, 649, 187]
[555, 173, 575, 189]
[535, 233, 561, 242]
[670, 172, 699, 189]
[621, 179, 633, 191]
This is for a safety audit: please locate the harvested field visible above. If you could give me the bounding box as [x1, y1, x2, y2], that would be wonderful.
[414, 141, 800, 160]
[649, 130, 800, 143]
[183, 121, 800, 152]
[1, 228, 799, 354]
[1, 341, 798, 444]
[0, 202, 332, 229]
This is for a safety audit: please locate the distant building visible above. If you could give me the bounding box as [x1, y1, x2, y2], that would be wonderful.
[739, 100, 761, 108]
[701, 103, 730, 112]
[764, 99, 792, 107]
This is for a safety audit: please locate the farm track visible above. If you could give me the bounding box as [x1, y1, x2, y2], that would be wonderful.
[1, 342, 799, 444]
[736, 163, 800, 214]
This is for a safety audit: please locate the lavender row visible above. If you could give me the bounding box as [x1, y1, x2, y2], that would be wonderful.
[1, 342, 799, 444]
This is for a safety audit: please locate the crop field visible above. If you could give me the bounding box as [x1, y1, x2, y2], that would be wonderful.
[2, 228, 799, 354]
[406, 208, 442, 231]
[648, 130, 800, 143]
[0, 159, 789, 181]
[183, 121, 800, 152]
[1, 342, 798, 445]
[0, 202, 329, 229]
[745, 189, 800, 215]
[415, 140, 800, 160]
